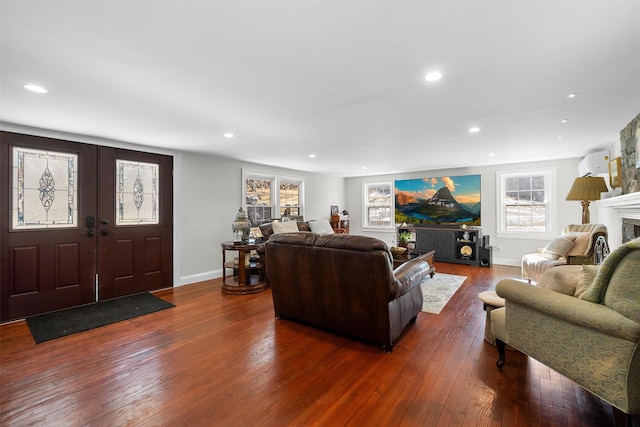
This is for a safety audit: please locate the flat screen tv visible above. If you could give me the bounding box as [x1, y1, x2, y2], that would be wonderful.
[395, 174, 481, 226]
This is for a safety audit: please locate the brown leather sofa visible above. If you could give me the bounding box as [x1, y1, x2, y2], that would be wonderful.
[265, 232, 431, 352]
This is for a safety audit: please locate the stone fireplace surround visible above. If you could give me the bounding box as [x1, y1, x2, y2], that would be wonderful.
[623, 218, 640, 243]
[596, 191, 640, 249]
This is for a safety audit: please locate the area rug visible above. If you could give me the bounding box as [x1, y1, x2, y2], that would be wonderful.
[26, 293, 175, 343]
[421, 273, 467, 314]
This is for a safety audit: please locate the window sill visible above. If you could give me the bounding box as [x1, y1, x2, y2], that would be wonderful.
[362, 227, 395, 233]
[497, 232, 553, 241]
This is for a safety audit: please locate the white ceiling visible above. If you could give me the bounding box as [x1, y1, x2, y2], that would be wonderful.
[1, 1, 639, 177]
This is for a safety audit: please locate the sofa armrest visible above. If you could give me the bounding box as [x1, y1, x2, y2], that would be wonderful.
[391, 259, 429, 299]
[496, 279, 640, 342]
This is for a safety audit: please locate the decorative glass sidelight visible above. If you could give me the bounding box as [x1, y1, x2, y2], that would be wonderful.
[116, 159, 159, 225]
[12, 147, 78, 229]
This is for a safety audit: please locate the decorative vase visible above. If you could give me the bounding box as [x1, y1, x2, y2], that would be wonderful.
[232, 207, 251, 243]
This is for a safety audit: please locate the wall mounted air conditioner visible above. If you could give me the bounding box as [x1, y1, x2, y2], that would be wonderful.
[578, 151, 609, 176]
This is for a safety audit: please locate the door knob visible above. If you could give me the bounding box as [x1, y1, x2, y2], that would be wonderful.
[101, 218, 110, 225]
[87, 229, 95, 238]
[101, 229, 109, 237]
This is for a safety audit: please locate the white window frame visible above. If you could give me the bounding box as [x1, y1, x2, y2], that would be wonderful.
[363, 181, 394, 230]
[242, 169, 305, 223]
[278, 176, 305, 219]
[496, 167, 556, 240]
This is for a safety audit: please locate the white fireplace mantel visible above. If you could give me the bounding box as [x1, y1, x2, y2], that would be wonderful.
[595, 192, 640, 249]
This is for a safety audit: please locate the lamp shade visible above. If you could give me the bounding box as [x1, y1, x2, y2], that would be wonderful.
[566, 176, 608, 201]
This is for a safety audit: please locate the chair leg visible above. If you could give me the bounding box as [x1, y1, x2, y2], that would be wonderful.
[612, 406, 633, 426]
[495, 338, 506, 368]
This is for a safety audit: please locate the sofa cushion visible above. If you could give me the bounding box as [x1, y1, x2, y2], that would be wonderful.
[315, 233, 388, 253]
[602, 249, 640, 322]
[534, 264, 598, 297]
[580, 237, 640, 311]
[565, 232, 591, 256]
[268, 231, 319, 247]
[308, 219, 335, 235]
[541, 236, 575, 260]
[271, 220, 300, 234]
[575, 265, 599, 297]
[536, 265, 582, 295]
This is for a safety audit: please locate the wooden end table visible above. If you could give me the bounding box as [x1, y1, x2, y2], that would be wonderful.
[393, 249, 436, 277]
[221, 241, 269, 295]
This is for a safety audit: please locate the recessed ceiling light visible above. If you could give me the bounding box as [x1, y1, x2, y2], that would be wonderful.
[223, 132, 234, 138]
[424, 72, 442, 82]
[361, 166, 368, 170]
[469, 127, 480, 133]
[560, 119, 568, 123]
[557, 136, 563, 139]
[308, 154, 316, 158]
[488, 153, 496, 157]
[566, 93, 577, 98]
[24, 84, 48, 93]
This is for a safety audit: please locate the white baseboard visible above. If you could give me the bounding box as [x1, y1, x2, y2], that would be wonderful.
[177, 269, 222, 287]
[493, 257, 521, 267]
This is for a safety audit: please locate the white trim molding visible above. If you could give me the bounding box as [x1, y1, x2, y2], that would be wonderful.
[596, 191, 640, 249]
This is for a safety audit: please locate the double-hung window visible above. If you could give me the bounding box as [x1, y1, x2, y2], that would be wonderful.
[363, 182, 393, 229]
[279, 179, 302, 218]
[496, 168, 556, 239]
[244, 175, 274, 225]
[242, 169, 304, 224]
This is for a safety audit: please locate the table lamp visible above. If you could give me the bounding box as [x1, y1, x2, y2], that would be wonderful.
[565, 176, 608, 224]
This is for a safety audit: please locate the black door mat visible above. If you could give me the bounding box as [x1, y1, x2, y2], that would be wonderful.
[26, 293, 175, 343]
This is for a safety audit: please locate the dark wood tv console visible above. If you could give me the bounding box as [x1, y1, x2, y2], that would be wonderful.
[398, 226, 486, 266]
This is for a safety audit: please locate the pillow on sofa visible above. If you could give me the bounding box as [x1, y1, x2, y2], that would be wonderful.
[271, 221, 299, 234]
[575, 265, 599, 297]
[535, 264, 598, 297]
[308, 220, 334, 235]
[541, 236, 575, 260]
[565, 232, 591, 256]
[536, 265, 582, 295]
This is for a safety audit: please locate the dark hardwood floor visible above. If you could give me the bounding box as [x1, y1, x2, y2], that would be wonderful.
[1, 262, 637, 426]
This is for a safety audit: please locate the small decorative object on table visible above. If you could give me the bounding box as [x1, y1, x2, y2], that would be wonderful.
[398, 231, 412, 248]
[390, 246, 407, 259]
[232, 207, 251, 243]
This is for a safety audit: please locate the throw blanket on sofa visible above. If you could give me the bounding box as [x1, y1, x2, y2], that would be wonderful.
[580, 237, 640, 303]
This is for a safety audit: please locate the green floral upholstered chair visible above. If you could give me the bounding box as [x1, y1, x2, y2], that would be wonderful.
[492, 237, 640, 422]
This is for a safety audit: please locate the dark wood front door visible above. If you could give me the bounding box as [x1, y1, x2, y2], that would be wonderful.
[0, 132, 173, 322]
[0, 133, 97, 321]
[97, 146, 173, 300]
